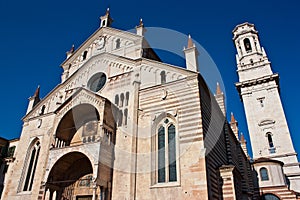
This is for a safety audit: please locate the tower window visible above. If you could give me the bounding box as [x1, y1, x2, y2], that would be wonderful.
[243, 38, 252, 52]
[157, 119, 177, 183]
[102, 20, 106, 27]
[260, 167, 269, 181]
[116, 39, 121, 49]
[160, 71, 166, 84]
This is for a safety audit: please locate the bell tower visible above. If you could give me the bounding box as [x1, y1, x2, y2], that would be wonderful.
[233, 22, 300, 192]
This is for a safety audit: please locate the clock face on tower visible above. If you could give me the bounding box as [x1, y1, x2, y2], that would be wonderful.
[98, 36, 106, 50]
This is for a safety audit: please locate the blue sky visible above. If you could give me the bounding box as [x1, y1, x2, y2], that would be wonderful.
[0, 0, 299, 158]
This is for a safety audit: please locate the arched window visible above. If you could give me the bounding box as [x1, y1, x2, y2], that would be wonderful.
[39, 105, 46, 115]
[125, 92, 129, 106]
[267, 133, 274, 148]
[124, 109, 128, 126]
[243, 38, 252, 52]
[116, 39, 121, 49]
[115, 95, 119, 107]
[120, 93, 124, 107]
[260, 167, 269, 181]
[160, 71, 166, 84]
[118, 110, 123, 127]
[157, 119, 177, 183]
[82, 51, 88, 60]
[23, 141, 41, 191]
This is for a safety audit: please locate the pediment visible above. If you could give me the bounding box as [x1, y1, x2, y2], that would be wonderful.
[54, 88, 106, 118]
[61, 26, 143, 72]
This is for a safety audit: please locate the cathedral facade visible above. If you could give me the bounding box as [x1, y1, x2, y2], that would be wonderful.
[1, 9, 299, 200]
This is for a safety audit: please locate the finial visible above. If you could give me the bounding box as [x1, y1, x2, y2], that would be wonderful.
[187, 34, 194, 48]
[33, 85, 40, 98]
[139, 18, 143, 26]
[216, 82, 222, 95]
[106, 7, 110, 15]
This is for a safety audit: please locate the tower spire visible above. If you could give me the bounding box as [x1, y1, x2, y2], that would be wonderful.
[230, 112, 238, 139]
[214, 82, 226, 116]
[183, 34, 199, 72]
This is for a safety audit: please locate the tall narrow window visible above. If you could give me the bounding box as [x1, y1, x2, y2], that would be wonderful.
[267, 133, 274, 148]
[124, 109, 128, 126]
[125, 92, 129, 106]
[116, 39, 121, 49]
[115, 95, 119, 107]
[244, 38, 252, 52]
[82, 51, 88, 60]
[156, 119, 177, 184]
[158, 126, 165, 183]
[160, 71, 166, 84]
[168, 124, 177, 182]
[118, 110, 123, 127]
[23, 141, 41, 191]
[120, 93, 124, 107]
[260, 167, 269, 181]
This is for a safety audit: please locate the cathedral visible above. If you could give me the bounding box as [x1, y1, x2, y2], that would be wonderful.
[1, 9, 300, 200]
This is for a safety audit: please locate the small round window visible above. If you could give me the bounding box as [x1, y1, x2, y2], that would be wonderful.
[88, 73, 107, 92]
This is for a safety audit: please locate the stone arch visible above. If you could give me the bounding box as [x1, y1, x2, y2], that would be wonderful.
[55, 104, 100, 147]
[46, 151, 94, 200]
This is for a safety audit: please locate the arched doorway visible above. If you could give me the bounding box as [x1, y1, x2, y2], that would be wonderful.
[46, 152, 94, 200]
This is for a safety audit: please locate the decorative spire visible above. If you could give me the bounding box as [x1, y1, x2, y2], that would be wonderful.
[187, 34, 194, 48]
[100, 8, 113, 27]
[136, 18, 146, 36]
[216, 82, 222, 95]
[106, 7, 110, 15]
[66, 44, 75, 58]
[33, 85, 40, 98]
[230, 112, 236, 123]
[138, 18, 144, 27]
[240, 133, 246, 143]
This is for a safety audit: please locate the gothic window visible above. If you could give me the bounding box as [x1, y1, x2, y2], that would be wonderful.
[124, 109, 128, 126]
[115, 95, 119, 107]
[82, 51, 88, 60]
[22, 141, 41, 191]
[160, 71, 166, 84]
[116, 39, 121, 49]
[260, 167, 269, 181]
[157, 119, 177, 183]
[243, 38, 252, 52]
[120, 93, 124, 107]
[125, 92, 129, 106]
